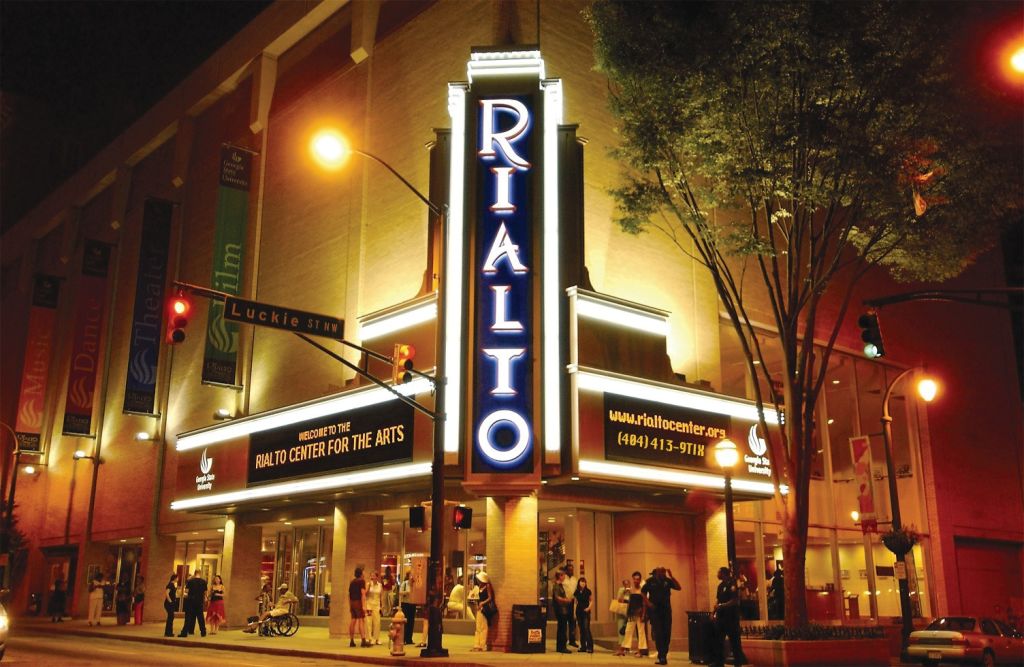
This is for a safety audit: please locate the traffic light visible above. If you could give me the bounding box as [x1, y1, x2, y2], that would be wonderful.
[392, 343, 415, 384]
[166, 290, 192, 344]
[858, 311, 885, 358]
[452, 506, 473, 530]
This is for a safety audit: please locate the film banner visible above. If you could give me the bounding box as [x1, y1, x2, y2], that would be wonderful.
[202, 145, 252, 385]
[123, 199, 172, 415]
[849, 435, 878, 533]
[62, 240, 113, 436]
[13, 275, 61, 451]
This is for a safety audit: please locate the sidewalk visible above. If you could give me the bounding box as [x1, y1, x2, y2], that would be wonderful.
[14, 617, 652, 666]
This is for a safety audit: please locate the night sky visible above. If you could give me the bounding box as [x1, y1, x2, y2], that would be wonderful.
[1, 0, 270, 226]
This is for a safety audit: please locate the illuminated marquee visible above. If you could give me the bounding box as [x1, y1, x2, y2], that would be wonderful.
[472, 95, 534, 472]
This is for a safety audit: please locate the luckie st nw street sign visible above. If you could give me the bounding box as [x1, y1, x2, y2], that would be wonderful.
[223, 295, 344, 339]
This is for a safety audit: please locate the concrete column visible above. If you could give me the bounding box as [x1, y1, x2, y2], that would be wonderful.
[703, 507, 725, 610]
[487, 494, 537, 651]
[328, 503, 348, 638]
[142, 532, 176, 623]
[342, 513, 382, 637]
[221, 518, 263, 628]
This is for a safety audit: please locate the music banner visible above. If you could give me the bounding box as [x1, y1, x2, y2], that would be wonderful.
[849, 435, 878, 533]
[62, 240, 113, 436]
[123, 199, 172, 415]
[13, 275, 61, 451]
[201, 145, 252, 385]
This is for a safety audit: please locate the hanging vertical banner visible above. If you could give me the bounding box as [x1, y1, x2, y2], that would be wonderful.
[62, 240, 113, 436]
[202, 145, 252, 386]
[13, 275, 61, 451]
[849, 435, 878, 533]
[123, 199, 173, 415]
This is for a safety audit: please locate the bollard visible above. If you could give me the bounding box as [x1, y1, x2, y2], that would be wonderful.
[389, 607, 407, 656]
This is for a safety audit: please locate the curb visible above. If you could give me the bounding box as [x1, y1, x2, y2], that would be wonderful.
[15, 623, 489, 667]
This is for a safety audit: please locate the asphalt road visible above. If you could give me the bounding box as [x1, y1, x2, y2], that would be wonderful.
[3, 630, 350, 666]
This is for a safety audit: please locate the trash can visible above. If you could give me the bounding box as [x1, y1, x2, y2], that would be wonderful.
[687, 610, 714, 664]
[510, 604, 546, 653]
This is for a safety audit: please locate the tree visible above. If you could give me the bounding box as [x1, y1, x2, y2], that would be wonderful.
[588, 1, 1022, 627]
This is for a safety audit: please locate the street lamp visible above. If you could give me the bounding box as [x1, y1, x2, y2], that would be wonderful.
[881, 368, 938, 659]
[310, 128, 449, 659]
[714, 438, 740, 570]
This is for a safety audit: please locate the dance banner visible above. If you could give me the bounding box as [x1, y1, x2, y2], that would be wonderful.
[62, 240, 113, 436]
[13, 275, 61, 451]
[123, 199, 172, 415]
[201, 145, 252, 386]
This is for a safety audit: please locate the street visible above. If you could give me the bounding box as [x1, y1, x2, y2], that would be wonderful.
[3, 630, 349, 666]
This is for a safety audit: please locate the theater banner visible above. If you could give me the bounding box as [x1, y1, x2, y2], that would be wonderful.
[850, 435, 878, 533]
[202, 145, 252, 386]
[63, 240, 113, 436]
[13, 275, 61, 451]
[123, 199, 172, 415]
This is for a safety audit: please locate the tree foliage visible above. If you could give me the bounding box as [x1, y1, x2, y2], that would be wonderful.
[588, 0, 1021, 627]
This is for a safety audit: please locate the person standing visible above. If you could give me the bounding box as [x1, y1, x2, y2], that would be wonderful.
[206, 575, 226, 635]
[562, 562, 579, 647]
[614, 579, 629, 637]
[472, 572, 495, 652]
[163, 574, 178, 637]
[48, 576, 66, 622]
[115, 580, 132, 625]
[711, 567, 747, 667]
[643, 566, 681, 665]
[381, 565, 395, 616]
[87, 572, 108, 626]
[615, 571, 648, 657]
[399, 571, 417, 645]
[132, 576, 145, 625]
[349, 566, 368, 647]
[551, 570, 572, 654]
[365, 570, 383, 645]
[179, 570, 208, 637]
[573, 577, 594, 653]
[767, 566, 784, 620]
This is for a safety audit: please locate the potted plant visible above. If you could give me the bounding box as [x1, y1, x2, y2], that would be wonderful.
[742, 625, 891, 667]
[881, 526, 919, 558]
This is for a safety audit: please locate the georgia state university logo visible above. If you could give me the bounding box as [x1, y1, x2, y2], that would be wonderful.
[748, 424, 767, 457]
[196, 448, 215, 491]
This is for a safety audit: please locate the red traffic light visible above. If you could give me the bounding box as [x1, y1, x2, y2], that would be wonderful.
[166, 291, 193, 344]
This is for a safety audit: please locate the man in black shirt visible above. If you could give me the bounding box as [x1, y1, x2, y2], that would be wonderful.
[710, 567, 746, 667]
[642, 566, 680, 665]
[179, 571, 208, 637]
[551, 571, 572, 654]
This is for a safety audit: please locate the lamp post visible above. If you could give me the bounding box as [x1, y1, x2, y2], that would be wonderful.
[311, 129, 449, 658]
[715, 439, 740, 571]
[1, 421, 21, 590]
[881, 368, 937, 659]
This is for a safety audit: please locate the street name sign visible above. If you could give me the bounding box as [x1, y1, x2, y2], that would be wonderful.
[223, 296, 344, 339]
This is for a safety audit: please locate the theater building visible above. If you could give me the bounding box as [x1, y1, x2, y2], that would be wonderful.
[2, 0, 1021, 645]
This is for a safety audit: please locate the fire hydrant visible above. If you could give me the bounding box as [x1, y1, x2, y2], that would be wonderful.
[389, 607, 407, 656]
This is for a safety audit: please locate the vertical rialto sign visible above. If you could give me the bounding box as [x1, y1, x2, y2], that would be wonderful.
[471, 97, 535, 473]
[63, 240, 113, 436]
[202, 145, 252, 385]
[123, 199, 172, 414]
[14, 275, 61, 451]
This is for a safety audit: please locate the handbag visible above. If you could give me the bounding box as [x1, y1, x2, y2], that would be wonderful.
[608, 599, 627, 615]
[481, 600, 497, 621]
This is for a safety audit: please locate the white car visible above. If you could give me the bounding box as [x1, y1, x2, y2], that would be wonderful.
[908, 616, 1024, 667]
[0, 601, 8, 660]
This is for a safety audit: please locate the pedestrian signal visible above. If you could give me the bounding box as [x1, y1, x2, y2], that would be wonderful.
[452, 506, 473, 530]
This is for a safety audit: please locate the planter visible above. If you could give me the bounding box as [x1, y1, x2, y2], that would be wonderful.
[742, 638, 890, 667]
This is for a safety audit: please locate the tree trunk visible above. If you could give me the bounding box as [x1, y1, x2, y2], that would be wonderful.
[782, 527, 809, 628]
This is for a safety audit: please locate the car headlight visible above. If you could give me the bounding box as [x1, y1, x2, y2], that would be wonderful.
[0, 614, 9, 632]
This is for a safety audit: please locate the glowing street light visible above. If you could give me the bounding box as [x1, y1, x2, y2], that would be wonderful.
[882, 368, 938, 659]
[311, 127, 449, 659]
[1012, 45, 1024, 74]
[715, 439, 739, 570]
